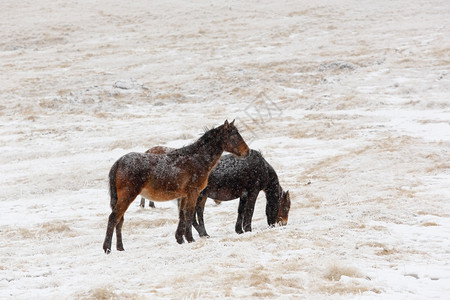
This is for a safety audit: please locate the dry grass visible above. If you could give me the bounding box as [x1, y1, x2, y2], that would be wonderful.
[126, 218, 178, 229]
[421, 222, 439, 227]
[320, 282, 378, 295]
[288, 127, 310, 139]
[85, 288, 118, 300]
[41, 221, 72, 234]
[357, 241, 386, 249]
[319, 263, 377, 295]
[417, 210, 450, 218]
[356, 241, 398, 256]
[298, 191, 323, 209]
[252, 291, 276, 297]
[273, 276, 304, 290]
[80, 288, 144, 300]
[425, 163, 450, 173]
[107, 140, 134, 150]
[376, 248, 398, 256]
[249, 266, 272, 287]
[348, 221, 366, 230]
[324, 263, 364, 281]
[3, 221, 75, 240]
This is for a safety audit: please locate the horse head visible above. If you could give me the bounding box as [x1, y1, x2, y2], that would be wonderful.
[222, 119, 249, 158]
[277, 190, 291, 226]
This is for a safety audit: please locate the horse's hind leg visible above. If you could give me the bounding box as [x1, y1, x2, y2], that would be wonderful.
[104, 189, 138, 253]
[103, 208, 129, 253]
[115, 216, 125, 251]
[112, 194, 136, 250]
[139, 197, 155, 208]
[103, 211, 118, 254]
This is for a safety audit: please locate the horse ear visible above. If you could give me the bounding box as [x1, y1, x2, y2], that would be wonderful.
[224, 120, 230, 129]
[230, 119, 235, 126]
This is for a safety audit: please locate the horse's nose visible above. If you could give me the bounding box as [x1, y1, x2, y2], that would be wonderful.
[243, 147, 250, 158]
[238, 144, 250, 158]
[277, 218, 288, 226]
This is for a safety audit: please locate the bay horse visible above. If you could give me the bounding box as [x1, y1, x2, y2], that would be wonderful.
[102, 120, 249, 254]
[193, 149, 290, 237]
[141, 147, 290, 237]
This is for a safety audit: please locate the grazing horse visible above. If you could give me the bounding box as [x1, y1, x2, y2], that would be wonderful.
[102, 120, 249, 254]
[193, 150, 290, 237]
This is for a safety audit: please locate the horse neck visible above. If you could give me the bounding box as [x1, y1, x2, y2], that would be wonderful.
[182, 134, 224, 171]
[264, 163, 282, 225]
[265, 164, 280, 199]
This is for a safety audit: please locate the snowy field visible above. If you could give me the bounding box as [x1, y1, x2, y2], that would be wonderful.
[1, 0, 450, 298]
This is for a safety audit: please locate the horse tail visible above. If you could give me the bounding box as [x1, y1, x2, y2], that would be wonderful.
[108, 159, 120, 210]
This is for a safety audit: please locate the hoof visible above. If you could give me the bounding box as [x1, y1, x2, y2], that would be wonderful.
[104, 248, 111, 255]
[117, 247, 125, 251]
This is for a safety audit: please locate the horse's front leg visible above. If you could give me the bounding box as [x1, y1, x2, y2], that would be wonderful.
[175, 197, 187, 244]
[175, 195, 197, 243]
[235, 191, 248, 234]
[184, 209, 195, 243]
[193, 192, 209, 237]
[243, 190, 259, 232]
[184, 193, 198, 243]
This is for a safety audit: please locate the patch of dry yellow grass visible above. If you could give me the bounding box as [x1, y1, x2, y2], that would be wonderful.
[79, 288, 145, 300]
[324, 263, 363, 281]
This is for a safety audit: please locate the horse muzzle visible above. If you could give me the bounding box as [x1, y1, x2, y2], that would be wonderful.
[238, 145, 250, 158]
[277, 218, 288, 226]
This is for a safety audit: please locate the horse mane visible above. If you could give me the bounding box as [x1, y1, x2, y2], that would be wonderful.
[253, 149, 264, 158]
[263, 155, 280, 193]
[169, 124, 223, 156]
[202, 125, 213, 133]
[266, 164, 279, 187]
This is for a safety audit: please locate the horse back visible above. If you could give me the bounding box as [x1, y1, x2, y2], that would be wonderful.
[114, 152, 191, 201]
[205, 150, 270, 200]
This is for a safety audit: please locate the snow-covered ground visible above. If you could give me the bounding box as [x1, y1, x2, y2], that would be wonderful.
[1, 0, 449, 298]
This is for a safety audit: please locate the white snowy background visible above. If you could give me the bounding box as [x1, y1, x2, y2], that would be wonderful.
[1, 0, 449, 299]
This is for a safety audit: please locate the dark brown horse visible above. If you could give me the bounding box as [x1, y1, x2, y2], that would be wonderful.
[103, 120, 249, 254]
[193, 149, 290, 237]
[141, 147, 290, 237]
